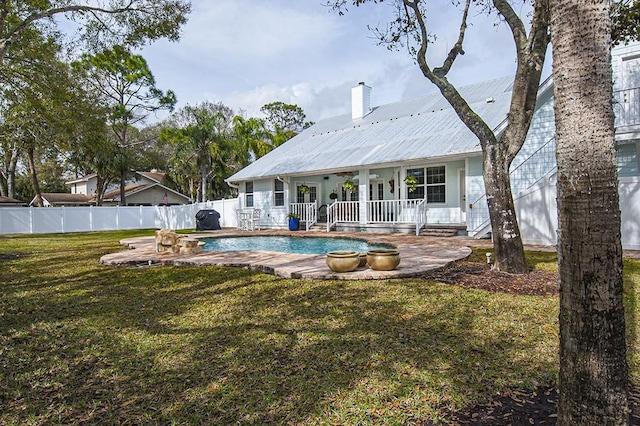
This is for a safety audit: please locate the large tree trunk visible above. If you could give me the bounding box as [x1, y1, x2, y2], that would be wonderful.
[26, 146, 43, 207]
[551, 1, 629, 424]
[95, 175, 106, 206]
[1, 142, 19, 198]
[403, 0, 548, 274]
[119, 170, 127, 206]
[483, 147, 526, 272]
[200, 165, 207, 202]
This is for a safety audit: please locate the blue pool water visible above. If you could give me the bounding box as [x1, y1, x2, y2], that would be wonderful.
[201, 236, 392, 255]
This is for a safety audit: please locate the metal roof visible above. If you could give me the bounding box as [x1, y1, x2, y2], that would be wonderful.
[228, 76, 515, 182]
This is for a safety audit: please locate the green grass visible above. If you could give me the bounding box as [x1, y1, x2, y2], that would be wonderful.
[0, 231, 637, 424]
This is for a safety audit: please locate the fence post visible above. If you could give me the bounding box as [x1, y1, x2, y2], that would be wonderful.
[116, 205, 120, 230]
[61, 206, 65, 233]
[89, 205, 94, 231]
[140, 205, 143, 228]
[29, 206, 34, 234]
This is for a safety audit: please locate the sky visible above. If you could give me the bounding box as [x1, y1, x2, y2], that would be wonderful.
[132, 0, 549, 124]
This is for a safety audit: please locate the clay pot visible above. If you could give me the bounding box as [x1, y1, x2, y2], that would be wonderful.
[367, 249, 401, 271]
[326, 251, 360, 273]
[358, 252, 367, 268]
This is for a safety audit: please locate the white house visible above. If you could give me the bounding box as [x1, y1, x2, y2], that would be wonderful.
[226, 43, 640, 249]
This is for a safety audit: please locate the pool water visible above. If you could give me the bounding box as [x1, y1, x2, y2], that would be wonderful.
[201, 236, 392, 255]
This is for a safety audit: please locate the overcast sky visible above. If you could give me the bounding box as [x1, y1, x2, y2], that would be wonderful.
[134, 1, 548, 124]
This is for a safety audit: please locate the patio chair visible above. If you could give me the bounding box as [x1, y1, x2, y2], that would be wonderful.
[236, 209, 249, 230]
[249, 208, 261, 231]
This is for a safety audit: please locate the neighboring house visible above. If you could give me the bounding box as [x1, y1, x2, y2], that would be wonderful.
[0, 196, 25, 207]
[33, 170, 191, 207]
[99, 171, 191, 206]
[226, 43, 640, 249]
[30, 193, 93, 207]
[67, 174, 98, 196]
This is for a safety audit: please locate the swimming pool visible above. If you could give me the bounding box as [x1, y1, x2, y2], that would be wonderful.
[201, 236, 392, 255]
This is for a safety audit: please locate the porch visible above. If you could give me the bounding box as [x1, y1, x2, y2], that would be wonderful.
[289, 199, 466, 236]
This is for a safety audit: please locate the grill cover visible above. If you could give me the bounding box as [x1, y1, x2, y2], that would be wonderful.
[195, 209, 221, 231]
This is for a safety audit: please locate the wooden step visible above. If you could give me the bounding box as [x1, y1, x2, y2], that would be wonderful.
[420, 228, 459, 237]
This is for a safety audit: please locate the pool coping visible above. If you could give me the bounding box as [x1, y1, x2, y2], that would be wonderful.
[100, 229, 474, 280]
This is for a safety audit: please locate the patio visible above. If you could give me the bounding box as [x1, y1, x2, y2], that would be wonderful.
[100, 229, 479, 280]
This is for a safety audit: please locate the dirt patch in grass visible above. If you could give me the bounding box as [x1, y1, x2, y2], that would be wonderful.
[433, 385, 640, 425]
[421, 259, 640, 425]
[421, 260, 558, 296]
[0, 252, 28, 261]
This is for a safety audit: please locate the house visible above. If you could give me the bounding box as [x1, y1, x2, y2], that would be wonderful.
[0, 196, 25, 207]
[66, 170, 191, 206]
[98, 171, 191, 206]
[226, 42, 640, 250]
[30, 193, 93, 207]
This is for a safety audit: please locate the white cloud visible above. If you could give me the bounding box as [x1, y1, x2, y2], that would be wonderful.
[138, 0, 547, 125]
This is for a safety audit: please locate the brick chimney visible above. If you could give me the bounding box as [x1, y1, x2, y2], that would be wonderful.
[351, 82, 372, 120]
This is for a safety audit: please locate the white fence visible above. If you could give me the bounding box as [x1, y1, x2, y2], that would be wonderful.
[0, 199, 240, 235]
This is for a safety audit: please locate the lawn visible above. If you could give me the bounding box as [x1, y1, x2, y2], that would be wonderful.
[0, 231, 637, 424]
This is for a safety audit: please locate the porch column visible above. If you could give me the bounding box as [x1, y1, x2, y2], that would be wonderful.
[358, 168, 369, 225]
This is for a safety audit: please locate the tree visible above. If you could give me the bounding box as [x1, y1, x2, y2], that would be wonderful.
[73, 45, 176, 205]
[260, 101, 314, 145]
[0, 1, 190, 64]
[232, 116, 274, 161]
[161, 102, 239, 202]
[612, 0, 640, 45]
[330, 0, 550, 273]
[550, 1, 629, 424]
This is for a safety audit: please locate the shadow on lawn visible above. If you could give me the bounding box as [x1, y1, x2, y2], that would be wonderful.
[0, 237, 559, 424]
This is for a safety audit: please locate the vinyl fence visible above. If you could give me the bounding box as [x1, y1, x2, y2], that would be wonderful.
[0, 199, 240, 235]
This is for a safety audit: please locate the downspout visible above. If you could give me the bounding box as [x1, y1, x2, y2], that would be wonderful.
[225, 179, 241, 208]
[277, 176, 291, 216]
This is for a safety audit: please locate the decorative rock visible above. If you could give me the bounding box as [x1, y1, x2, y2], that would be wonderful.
[367, 249, 401, 271]
[180, 246, 203, 255]
[326, 251, 360, 273]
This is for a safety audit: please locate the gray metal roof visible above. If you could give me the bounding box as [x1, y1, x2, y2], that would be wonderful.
[228, 76, 515, 182]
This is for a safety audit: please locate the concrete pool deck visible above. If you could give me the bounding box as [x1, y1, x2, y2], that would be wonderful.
[100, 229, 483, 280]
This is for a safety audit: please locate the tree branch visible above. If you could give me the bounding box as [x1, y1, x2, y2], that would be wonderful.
[433, 0, 471, 78]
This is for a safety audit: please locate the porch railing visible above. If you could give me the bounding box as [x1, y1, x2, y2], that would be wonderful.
[290, 201, 318, 231]
[468, 136, 557, 238]
[327, 199, 428, 235]
[614, 87, 640, 129]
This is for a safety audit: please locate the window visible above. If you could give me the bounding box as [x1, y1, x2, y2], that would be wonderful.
[616, 143, 639, 177]
[406, 166, 446, 203]
[245, 181, 254, 207]
[274, 180, 284, 206]
[426, 166, 446, 203]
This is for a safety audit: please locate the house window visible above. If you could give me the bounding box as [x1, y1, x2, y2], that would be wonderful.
[245, 181, 254, 207]
[407, 166, 446, 203]
[617, 143, 639, 177]
[426, 166, 446, 203]
[406, 168, 425, 200]
[274, 180, 285, 206]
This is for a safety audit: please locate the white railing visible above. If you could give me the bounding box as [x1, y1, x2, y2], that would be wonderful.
[327, 199, 428, 235]
[326, 201, 359, 231]
[469, 136, 558, 238]
[289, 201, 318, 231]
[0, 199, 240, 235]
[614, 87, 640, 129]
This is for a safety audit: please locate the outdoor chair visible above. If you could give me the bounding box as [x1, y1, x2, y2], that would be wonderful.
[249, 208, 261, 231]
[236, 209, 249, 230]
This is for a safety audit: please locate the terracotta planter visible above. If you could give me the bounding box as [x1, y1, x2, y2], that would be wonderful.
[326, 251, 360, 273]
[367, 249, 401, 271]
[358, 252, 367, 268]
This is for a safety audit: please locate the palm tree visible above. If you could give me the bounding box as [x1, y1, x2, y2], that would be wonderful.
[550, 1, 628, 424]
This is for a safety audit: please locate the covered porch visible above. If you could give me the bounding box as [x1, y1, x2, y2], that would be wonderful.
[286, 163, 470, 236]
